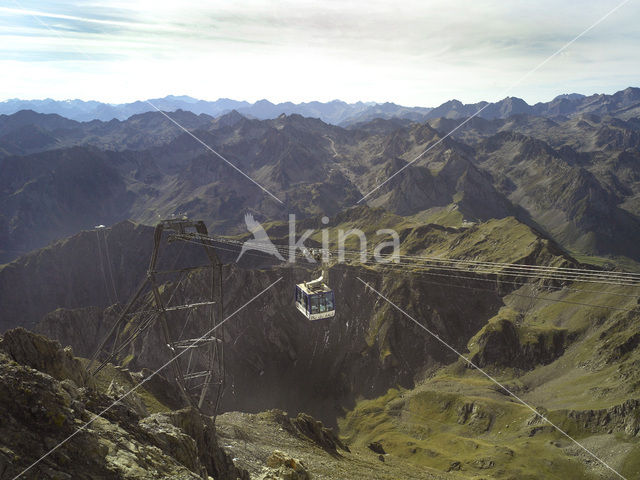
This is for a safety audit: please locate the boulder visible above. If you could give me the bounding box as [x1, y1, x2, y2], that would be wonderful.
[259, 450, 310, 480]
[271, 411, 349, 454]
[368, 441, 385, 455]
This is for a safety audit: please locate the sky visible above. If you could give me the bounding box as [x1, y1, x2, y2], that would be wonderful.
[1, 0, 639, 107]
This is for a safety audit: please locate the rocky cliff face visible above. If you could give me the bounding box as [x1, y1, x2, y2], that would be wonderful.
[468, 314, 567, 370]
[38, 251, 571, 429]
[563, 399, 640, 437]
[0, 327, 248, 479]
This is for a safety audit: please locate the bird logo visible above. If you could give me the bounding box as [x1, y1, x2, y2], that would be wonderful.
[237, 213, 285, 262]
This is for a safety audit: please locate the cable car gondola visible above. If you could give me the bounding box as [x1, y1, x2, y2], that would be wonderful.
[295, 274, 335, 321]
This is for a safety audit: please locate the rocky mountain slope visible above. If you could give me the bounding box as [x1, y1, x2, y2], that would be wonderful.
[0, 327, 248, 479]
[0, 220, 218, 331]
[0, 327, 457, 479]
[2, 92, 640, 264]
[340, 270, 640, 479]
[475, 131, 640, 258]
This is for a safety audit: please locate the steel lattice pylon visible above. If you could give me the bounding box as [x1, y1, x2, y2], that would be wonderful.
[88, 218, 225, 415]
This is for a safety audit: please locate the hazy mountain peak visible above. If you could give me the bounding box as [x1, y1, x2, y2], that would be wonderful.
[553, 93, 586, 101]
[254, 99, 275, 106]
[215, 109, 246, 127]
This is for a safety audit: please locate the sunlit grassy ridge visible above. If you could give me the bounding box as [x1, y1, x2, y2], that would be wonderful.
[339, 387, 598, 479]
[339, 276, 640, 477]
[325, 210, 640, 479]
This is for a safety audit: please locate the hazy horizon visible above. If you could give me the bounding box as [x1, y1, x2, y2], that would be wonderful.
[1, 84, 635, 110]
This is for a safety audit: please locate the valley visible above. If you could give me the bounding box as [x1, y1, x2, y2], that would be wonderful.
[1, 87, 640, 479]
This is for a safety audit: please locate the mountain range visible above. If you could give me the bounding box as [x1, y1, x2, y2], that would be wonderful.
[2, 86, 640, 479]
[2, 88, 640, 263]
[2, 86, 640, 125]
[0, 96, 394, 125]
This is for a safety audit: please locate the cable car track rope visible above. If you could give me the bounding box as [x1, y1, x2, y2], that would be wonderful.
[169, 232, 640, 314]
[172, 232, 640, 285]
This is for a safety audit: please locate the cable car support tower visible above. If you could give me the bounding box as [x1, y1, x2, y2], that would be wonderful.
[88, 218, 225, 414]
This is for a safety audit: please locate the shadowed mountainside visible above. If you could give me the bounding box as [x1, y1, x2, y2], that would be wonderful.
[5, 106, 640, 263]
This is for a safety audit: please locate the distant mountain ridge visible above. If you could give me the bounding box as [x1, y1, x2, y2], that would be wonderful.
[0, 96, 389, 125]
[421, 87, 640, 121]
[2, 86, 638, 125]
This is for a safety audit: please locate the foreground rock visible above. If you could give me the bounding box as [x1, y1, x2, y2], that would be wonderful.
[271, 411, 350, 454]
[0, 328, 248, 479]
[258, 450, 310, 479]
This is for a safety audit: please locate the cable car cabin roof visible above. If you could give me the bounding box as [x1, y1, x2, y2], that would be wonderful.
[296, 282, 332, 295]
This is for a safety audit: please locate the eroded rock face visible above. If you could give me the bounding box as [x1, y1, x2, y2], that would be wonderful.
[271, 410, 350, 454]
[0, 328, 247, 480]
[160, 408, 250, 480]
[565, 399, 640, 437]
[291, 413, 350, 454]
[0, 327, 94, 388]
[139, 412, 205, 476]
[469, 318, 566, 370]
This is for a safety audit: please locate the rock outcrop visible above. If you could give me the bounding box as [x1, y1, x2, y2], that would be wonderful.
[0, 327, 94, 388]
[272, 410, 350, 454]
[259, 450, 310, 480]
[0, 328, 248, 479]
[367, 441, 385, 455]
[468, 316, 566, 370]
[564, 399, 640, 437]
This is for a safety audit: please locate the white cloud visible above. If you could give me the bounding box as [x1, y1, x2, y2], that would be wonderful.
[1, 0, 638, 105]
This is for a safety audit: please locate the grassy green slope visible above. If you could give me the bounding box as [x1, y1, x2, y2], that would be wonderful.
[336, 213, 640, 479]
